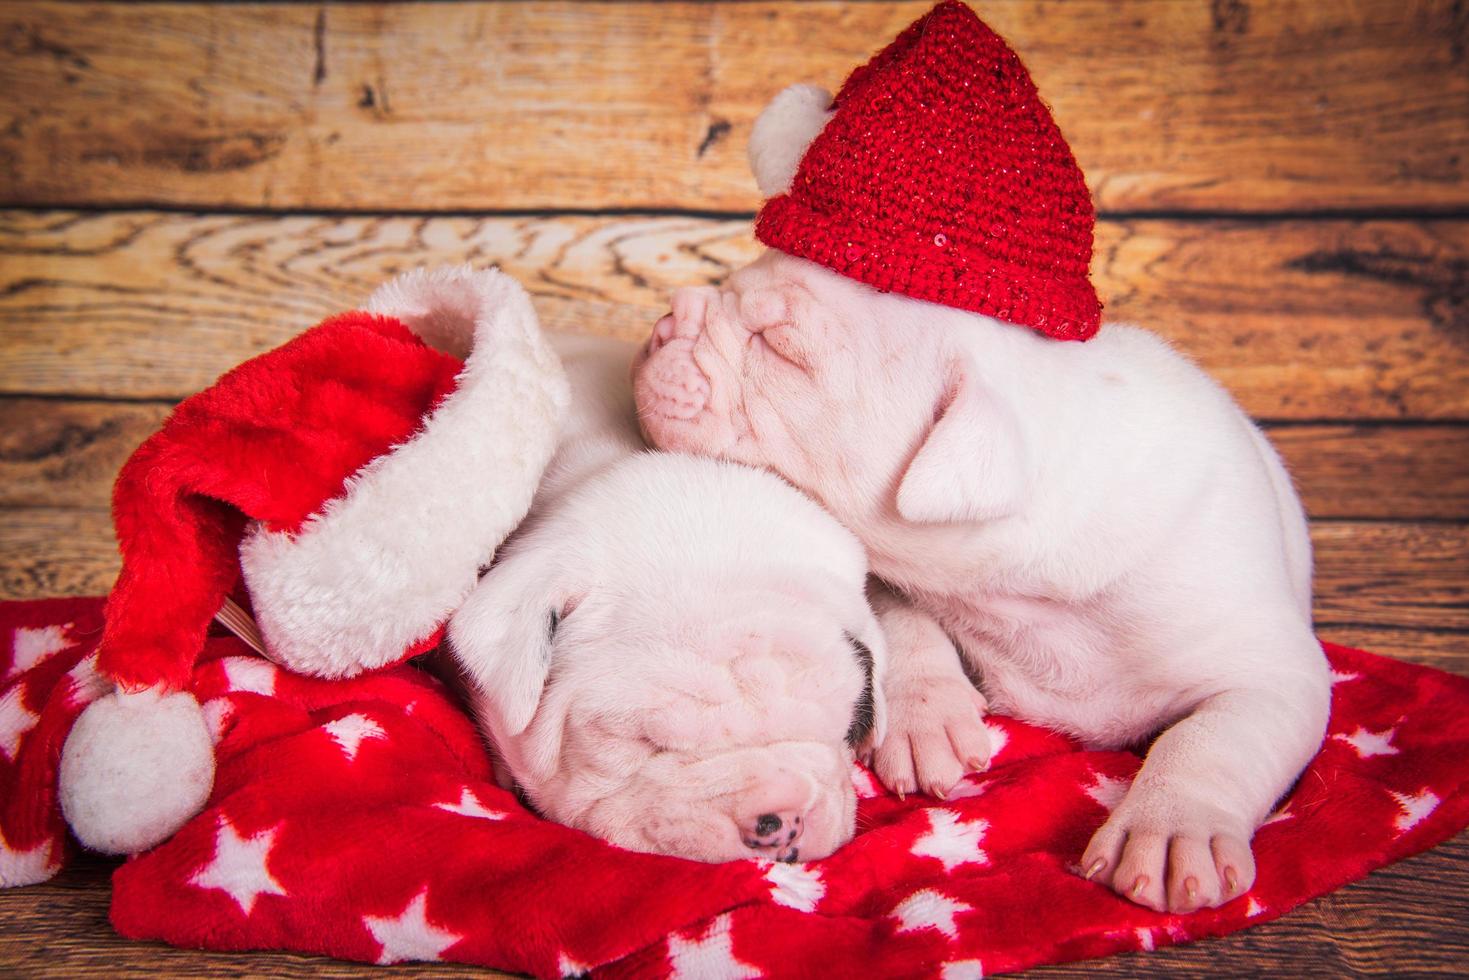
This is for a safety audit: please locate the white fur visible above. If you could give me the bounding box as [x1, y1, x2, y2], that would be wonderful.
[634, 249, 1333, 911]
[749, 85, 833, 197]
[59, 686, 214, 855]
[449, 334, 885, 863]
[240, 266, 570, 678]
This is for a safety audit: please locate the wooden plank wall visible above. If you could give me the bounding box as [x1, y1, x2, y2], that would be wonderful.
[0, 1, 1466, 975]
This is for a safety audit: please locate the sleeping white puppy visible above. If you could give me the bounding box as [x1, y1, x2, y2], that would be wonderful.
[447, 332, 888, 864]
[634, 248, 1333, 911]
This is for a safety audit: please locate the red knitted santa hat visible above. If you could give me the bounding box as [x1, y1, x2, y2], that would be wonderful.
[751, 0, 1101, 341]
[58, 267, 569, 855]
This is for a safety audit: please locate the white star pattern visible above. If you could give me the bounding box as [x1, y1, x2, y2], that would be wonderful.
[363, 887, 464, 965]
[1245, 896, 1268, 918]
[890, 889, 973, 942]
[945, 777, 990, 801]
[323, 713, 386, 761]
[911, 808, 988, 872]
[764, 860, 825, 913]
[850, 763, 882, 799]
[0, 828, 57, 888]
[982, 720, 1009, 761]
[1390, 788, 1440, 832]
[1135, 926, 1155, 951]
[555, 952, 590, 975]
[0, 686, 39, 762]
[1331, 668, 1361, 685]
[1333, 725, 1399, 758]
[433, 787, 507, 821]
[666, 913, 761, 979]
[7, 623, 73, 679]
[201, 697, 235, 745]
[1084, 772, 1133, 812]
[65, 655, 109, 704]
[188, 814, 287, 915]
[222, 656, 277, 696]
[942, 959, 984, 980]
[558, 951, 593, 977]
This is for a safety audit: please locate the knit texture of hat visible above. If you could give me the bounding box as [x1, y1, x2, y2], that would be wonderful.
[755, 0, 1102, 341]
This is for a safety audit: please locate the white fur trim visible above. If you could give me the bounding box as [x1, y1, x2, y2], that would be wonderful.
[239, 266, 570, 678]
[59, 686, 214, 855]
[749, 84, 833, 197]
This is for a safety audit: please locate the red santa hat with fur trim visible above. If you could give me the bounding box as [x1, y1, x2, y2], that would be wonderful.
[58, 267, 568, 855]
[748, 0, 1102, 341]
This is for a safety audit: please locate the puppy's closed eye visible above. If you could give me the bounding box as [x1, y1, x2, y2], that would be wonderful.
[845, 633, 876, 748]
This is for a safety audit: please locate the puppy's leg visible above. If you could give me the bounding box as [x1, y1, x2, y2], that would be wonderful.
[869, 584, 992, 800]
[1082, 632, 1330, 914]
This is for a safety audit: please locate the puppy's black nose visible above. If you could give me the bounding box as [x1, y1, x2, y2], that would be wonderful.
[741, 810, 805, 855]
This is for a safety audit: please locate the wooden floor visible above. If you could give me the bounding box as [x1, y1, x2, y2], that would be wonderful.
[1, 1, 1466, 975]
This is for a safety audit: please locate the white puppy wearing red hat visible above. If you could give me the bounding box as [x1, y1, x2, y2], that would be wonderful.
[634, 1, 1330, 913]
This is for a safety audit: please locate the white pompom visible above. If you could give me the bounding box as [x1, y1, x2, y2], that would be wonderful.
[59, 685, 214, 855]
[748, 84, 834, 197]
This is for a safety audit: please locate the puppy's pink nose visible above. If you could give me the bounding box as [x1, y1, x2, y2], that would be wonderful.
[742, 810, 805, 863]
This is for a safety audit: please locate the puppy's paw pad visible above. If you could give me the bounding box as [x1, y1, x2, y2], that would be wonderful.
[1080, 789, 1257, 914]
[873, 676, 990, 800]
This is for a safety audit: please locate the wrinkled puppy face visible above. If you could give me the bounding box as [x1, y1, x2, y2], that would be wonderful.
[632, 250, 952, 530]
[531, 591, 872, 862]
[448, 455, 886, 864]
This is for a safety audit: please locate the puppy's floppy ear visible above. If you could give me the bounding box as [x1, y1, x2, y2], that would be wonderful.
[846, 606, 890, 752]
[447, 547, 574, 736]
[896, 361, 1027, 524]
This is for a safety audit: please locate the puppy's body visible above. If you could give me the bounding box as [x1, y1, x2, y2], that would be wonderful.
[634, 251, 1331, 912]
[449, 332, 887, 864]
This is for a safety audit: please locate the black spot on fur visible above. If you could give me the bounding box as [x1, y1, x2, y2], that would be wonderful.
[845, 633, 876, 748]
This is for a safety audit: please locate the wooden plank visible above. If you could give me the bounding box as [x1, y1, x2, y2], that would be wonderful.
[1265, 425, 1469, 522]
[4, 211, 1469, 418]
[1317, 627, 1468, 675]
[2, 2, 1466, 213]
[0, 399, 172, 510]
[1312, 523, 1469, 634]
[5, 397, 1465, 522]
[1, 509, 1463, 646]
[0, 509, 117, 600]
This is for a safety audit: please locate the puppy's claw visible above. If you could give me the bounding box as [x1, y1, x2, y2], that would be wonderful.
[1083, 857, 1106, 881]
[1185, 876, 1199, 900]
[1131, 875, 1149, 899]
[1224, 866, 1239, 894]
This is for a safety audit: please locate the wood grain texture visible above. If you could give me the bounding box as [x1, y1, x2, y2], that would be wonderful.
[1, 509, 1461, 670]
[1315, 627, 1469, 671]
[5, 398, 1466, 522]
[3, 2, 1467, 213]
[5, 211, 1469, 418]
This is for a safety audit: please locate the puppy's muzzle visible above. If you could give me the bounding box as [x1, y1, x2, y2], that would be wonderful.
[741, 808, 805, 863]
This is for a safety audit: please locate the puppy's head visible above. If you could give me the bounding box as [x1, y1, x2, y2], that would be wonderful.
[448, 455, 886, 864]
[632, 251, 1030, 538]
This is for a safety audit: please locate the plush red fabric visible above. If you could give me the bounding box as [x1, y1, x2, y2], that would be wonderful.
[99, 314, 461, 691]
[756, 1, 1102, 341]
[4, 597, 1467, 976]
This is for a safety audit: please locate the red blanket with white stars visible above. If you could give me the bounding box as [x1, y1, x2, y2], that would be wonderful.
[4, 596, 1469, 978]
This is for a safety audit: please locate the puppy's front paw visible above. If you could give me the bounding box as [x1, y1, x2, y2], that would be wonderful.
[871, 673, 991, 800]
[1081, 781, 1256, 914]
